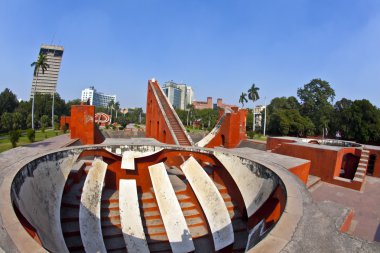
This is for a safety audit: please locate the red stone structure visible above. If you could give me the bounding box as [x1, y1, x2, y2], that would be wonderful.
[60, 104, 104, 145]
[267, 137, 373, 190]
[146, 79, 247, 149]
[200, 107, 247, 149]
[192, 97, 237, 110]
[146, 80, 194, 146]
[192, 97, 213, 109]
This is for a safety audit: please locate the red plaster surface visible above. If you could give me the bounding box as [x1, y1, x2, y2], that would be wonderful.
[204, 108, 247, 149]
[288, 163, 311, 185]
[60, 105, 104, 145]
[268, 137, 364, 190]
[145, 80, 247, 148]
[145, 81, 177, 145]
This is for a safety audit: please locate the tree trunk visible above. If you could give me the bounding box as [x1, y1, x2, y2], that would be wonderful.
[31, 73, 39, 130]
[252, 103, 255, 132]
[51, 92, 55, 130]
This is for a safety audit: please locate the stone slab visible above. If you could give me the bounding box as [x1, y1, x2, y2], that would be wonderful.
[181, 156, 234, 251]
[119, 179, 150, 253]
[214, 152, 276, 217]
[79, 159, 108, 253]
[149, 162, 194, 253]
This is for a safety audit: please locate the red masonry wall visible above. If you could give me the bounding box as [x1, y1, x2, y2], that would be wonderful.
[60, 105, 104, 145]
[205, 108, 247, 149]
[145, 80, 177, 145]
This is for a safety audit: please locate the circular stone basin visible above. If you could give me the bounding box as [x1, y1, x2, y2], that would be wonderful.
[308, 139, 362, 147]
[9, 145, 288, 253]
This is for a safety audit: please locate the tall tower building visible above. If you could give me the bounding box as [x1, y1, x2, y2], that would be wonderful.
[30, 44, 64, 97]
[162, 80, 194, 110]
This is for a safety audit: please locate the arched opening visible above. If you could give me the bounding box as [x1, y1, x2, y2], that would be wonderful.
[340, 153, 360, 179]
[367, 154, 377, 176]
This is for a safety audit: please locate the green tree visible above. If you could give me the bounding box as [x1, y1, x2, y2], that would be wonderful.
[248, 83, 260, 131]
[31, 53, 50, 129]
[114, 101, 120, 119]
[40, 115, 50, 130]
[239, 92, 248, 108]
[268, 109, 315, 137]
[297, 79, 335, 135]
[12, 112, 24, 130]
[1, 112, 13, 131]
[27, 129, 36, 142]
[108, 99, 115, 119]
[349, 100, 380, 143]
[0, 88, 19, 115]
[330, 98, 353, 139]
[9, 130, 21, 148]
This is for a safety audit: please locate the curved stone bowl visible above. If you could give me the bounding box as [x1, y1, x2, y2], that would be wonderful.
[2, 144, 305, 253]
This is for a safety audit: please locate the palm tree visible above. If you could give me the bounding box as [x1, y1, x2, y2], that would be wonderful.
[114, 101, 120, 119]
[108, 99, 115, 122]
[248, 83, 260, 132]
[31, 53, 49, 129]
[239, 92, 248, 108]
[186, 104, 195, 126]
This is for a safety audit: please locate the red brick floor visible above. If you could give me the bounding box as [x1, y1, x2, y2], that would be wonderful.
[311, 176, 380, 242]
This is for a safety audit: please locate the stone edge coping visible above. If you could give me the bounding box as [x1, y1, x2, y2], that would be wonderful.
[0, 142, 303, 253]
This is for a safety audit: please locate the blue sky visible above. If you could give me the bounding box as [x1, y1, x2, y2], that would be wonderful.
[1, 0, 380, 108]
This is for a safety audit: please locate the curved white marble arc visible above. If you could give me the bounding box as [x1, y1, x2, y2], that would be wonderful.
[149, 162, 195, 253]
[79, 159, 108, 253]
[180, 156, 234, 251]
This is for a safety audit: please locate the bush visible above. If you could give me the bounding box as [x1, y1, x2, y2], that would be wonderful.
[9, 130, 21, 148]
[247, 130, 254, 139]
[41, 126, 45, 133]
[44, 133, 48, 139]
[27, 129, 35, 143]
[61, 124, 68, 133]
[54, 123, 60, 131]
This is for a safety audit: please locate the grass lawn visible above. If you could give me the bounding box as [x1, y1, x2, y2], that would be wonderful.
[0, 129, 64, 153]
[251, 135, 268, 141]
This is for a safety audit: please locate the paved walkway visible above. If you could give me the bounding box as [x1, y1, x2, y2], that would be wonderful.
[0, 134, 73, 253]
[311, 176, 380, 242]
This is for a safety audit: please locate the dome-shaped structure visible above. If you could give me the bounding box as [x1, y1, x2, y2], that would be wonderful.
[6, 144, 299, 253]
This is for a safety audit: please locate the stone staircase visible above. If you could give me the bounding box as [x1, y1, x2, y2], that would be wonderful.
[60, 157, 249, 252]
[353, 149, 370, 183]
[151, 82, 192, 146]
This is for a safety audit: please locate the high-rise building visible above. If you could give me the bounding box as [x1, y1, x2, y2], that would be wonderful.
[162, 80, 194, 110]
[30, 44, 64, 97]
[81, 86, 116, 108]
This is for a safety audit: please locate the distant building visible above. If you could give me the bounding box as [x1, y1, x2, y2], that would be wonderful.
[193, 97, 237, 110]
[162, 80, 194, 110]
[30, 44, 64, 97]
[81, 86, 116, 108]
[254, 105, 266, 127]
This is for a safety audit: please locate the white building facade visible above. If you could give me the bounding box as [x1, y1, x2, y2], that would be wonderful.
[81, 86, 116, 108]
[162, 81, 194, 110]
[30, 44, 64, 98]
